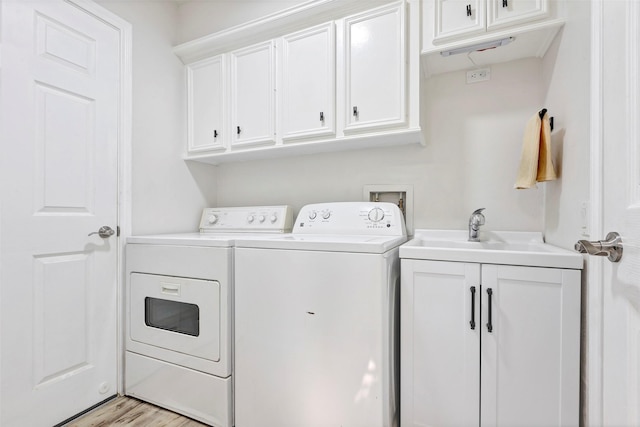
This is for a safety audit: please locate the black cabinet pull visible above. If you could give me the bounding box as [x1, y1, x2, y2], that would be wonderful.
[502, 0, 508, 7]
[466, 4, 472, 16]
[486, 288, 493, 333]
[214, 129, 218, 138]
[353, 106, 358, 117]
[320, 111, 324, 122]
[237, 126, 241, 135]
[470, 286, 476, 330]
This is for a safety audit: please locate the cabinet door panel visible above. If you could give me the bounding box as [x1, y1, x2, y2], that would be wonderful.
[480, 265, 580, 427]
[188, 56, 225, 153]
[487, 0, 548, 31]
[230, 41, 276, 147]
[401, 259, 480, 427]
[344, 3, 406, 132]
[281, 23, 335, 141]
[435, 0, 485, 41]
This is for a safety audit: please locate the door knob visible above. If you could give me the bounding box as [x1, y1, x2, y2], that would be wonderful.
[88, 226, 115, 238]
[575, 232, 623, 262]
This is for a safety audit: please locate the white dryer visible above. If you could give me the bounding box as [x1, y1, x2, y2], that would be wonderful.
[233, 202, 407, 427]
[125, 206, 292, 426]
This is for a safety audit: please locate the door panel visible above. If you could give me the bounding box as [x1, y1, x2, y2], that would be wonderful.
[344, 4, 406, 132]
[281, 23, 335, 140]
[480, 265, 580, 427]
[188, 55, 226, 152]
[230, 41, 276, 147]
[435, 0, 485, 40]
[400, 259, 480, 427]
[600, 1, 640, 425]
[0, 1, 121, 425]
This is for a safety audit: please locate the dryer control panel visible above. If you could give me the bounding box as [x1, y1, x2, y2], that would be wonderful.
[200, 206, 293, 233]
[293, 202, 406, 236]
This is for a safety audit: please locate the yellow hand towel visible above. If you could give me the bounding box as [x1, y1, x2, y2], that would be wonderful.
[514, 112, 557, 189]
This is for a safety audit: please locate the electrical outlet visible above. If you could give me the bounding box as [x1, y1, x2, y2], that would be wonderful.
[466, 67, 491, 84]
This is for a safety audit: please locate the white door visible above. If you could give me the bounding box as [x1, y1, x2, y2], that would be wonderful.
[597, 1, 640, 425]
[0, 1, 122, 426]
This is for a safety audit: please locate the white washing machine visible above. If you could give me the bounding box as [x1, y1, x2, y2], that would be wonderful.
[124, 206, 293, 426]
[233, 202, 407, 427]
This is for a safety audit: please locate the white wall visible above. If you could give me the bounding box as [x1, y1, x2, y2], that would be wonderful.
[96, 0, 217, 235]
[541, 2, 591, 249]
[213, 57, 546, 233]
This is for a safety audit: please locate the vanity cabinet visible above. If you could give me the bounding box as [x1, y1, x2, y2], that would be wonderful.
[229, 41, 276, 148]
[343, 3, 406, 133]
[280, 23, 335, 141]
[401, 259, 580, 427]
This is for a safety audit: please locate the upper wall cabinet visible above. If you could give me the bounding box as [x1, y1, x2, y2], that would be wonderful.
[230, 41, 276, 148]
[343, 4, 406, 133]
[280, 23, 335, 141]
[422, 0, 565, 76]
[187, 55, 225, 153]
[175, 0, 422, 164]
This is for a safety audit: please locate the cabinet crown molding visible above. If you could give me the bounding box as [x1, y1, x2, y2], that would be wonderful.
[174, 0, 400, 64]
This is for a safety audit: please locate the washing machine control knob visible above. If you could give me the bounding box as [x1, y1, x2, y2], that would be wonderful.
[208, 214, 219, 224]
[270, 214, 278, 223]
[322, 210, 331, 220]
[308, 211, 317, 220]
[247, 215, 255, 223]
[258, 215, 266, 223]
[368, 207, 385, 222]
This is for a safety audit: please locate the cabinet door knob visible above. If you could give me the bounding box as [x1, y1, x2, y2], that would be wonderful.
[469, 286, 476, 330]
[486, 288, 494, 333]
[353, 106, 359, 118]
[320, 111, 324, 122]
[214, 129, 218, 138]
[502, 0, 508, 7]
[237, 126, 241, 135]
[466, 4, 472, 16]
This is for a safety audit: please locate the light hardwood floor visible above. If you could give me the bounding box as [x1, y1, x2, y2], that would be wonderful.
[65, 396, 207, 427]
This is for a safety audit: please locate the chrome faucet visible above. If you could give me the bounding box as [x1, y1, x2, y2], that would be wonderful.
[468, 208, 486, 242]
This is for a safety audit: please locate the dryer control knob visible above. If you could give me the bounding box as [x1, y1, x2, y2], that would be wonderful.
[308, 211, 317, 220]
[270, 214, 278, 223]
[247, 215, 255, 223]
[258, 215, 266, 223]
[208, 214, 218, 224]
[368, 207, 385, 222]
[322, 211, 331, 220]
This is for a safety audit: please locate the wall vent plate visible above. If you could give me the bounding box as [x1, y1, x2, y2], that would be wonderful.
[363, 184, 414, 235]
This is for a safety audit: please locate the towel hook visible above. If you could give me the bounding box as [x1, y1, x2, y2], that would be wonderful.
[539, 108, 554, 132]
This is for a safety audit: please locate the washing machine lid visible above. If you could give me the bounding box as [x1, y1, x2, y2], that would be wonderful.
[234, 234, 407, 253]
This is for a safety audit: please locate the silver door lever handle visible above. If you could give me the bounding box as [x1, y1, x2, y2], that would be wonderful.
[88, 226, 115, 238]
[575, 231, 623, 262]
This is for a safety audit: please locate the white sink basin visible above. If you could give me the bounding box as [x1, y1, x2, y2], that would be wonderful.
[400, 230, 583, 269]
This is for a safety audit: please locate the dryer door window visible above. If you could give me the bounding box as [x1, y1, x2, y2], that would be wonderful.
[145, 297, 200, 337]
